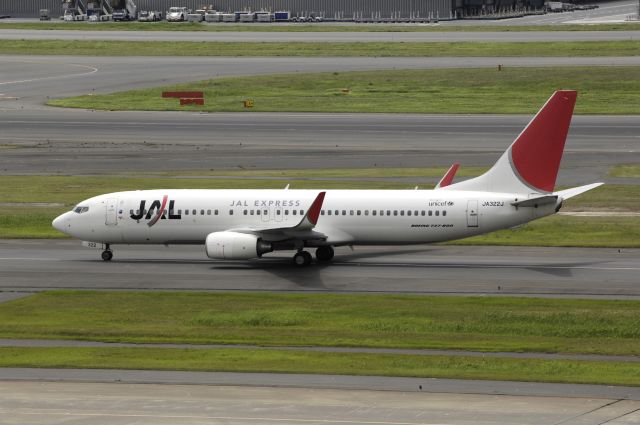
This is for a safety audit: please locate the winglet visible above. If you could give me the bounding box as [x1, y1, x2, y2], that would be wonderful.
[435, 163, 460, 189]
[294, 191, 326, 230]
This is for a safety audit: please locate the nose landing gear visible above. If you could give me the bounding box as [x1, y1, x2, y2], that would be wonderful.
[101, 244, 113, 261]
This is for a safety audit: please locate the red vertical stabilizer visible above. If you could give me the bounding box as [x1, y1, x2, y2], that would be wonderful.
[510, 90, 577, 192]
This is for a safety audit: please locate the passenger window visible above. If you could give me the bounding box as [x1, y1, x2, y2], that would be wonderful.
[421, 211, 425, 216]
[178, 209, 182, 215]
[214, 210, 218, 215]
[436, 210, 440, 216]
[407, 211, 411, 216]
[429, 211, 432, 216]
[229, 210, 234, 215]
[393, 210, 398, 216]
[443, 211, 447, 216]
[285, 210, 289, 215]
[256, 210, 261, 215]
[327, 210, 332, 216]
[207, 210, 211, 215]
[185, 210, 189, 215]
[250, 210, 255, 215]
[293, 210, 297, 215]
[342, 210, 346, 216]
[201, 210, 205, 215]
[364, 210, 369, 216]
[335, 210, 339, 215]
[372, 210, 376, 216]
[321, 210, 325, 215]
[414, 210, 418, 216]
[192, 209, 196, 215]
[400, 211, 405, 216]
[243, 210, 247, 215]
[276, 210, 281, 215]
[300, 210, 304, 215]
[357, 210, 361, 216]
[264, 210, 268, 216]
[129, 209, 133, 215]
[350, 210, 354, 216]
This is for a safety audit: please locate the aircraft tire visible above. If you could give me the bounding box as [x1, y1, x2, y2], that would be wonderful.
[315, 246, 334, 262]
[293, 251, 312, 267]
[101, 250, 113, 261]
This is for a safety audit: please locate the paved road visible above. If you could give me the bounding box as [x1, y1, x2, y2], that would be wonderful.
[1, 241, 638, 298]
[1, 28, 640, 42]
[1, 378, 638, 425]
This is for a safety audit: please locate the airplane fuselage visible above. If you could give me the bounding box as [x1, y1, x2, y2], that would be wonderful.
[54, 189, 556, 247]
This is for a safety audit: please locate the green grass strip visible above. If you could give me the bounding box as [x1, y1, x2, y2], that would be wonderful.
[610, 164, 640, 178]
[2, 39, 639, 57]
[0, 346, 639, 386]
[2, 22, 640, 32]
[48, 67, 640, 114]
[2, 292, 640, 355]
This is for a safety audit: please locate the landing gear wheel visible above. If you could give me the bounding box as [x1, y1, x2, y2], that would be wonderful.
[315, 246, 334, 262]
[293, 250, 312, 267]
[101, 250, 113, 261]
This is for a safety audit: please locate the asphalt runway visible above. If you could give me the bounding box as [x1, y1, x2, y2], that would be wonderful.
[0, 109, 637, 185]
[1, 379, 639, 425]
[1, 240, 638, 298]
[2, 28, 640, 42]
[1, 55, 639, 184]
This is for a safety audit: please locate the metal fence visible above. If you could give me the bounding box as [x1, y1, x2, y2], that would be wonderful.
[1, 0, 454, 19]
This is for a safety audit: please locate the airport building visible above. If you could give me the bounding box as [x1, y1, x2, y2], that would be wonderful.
[3, 0, 547, 20]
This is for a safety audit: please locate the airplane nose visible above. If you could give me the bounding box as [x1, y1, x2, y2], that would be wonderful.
[52, 212, 70, 233]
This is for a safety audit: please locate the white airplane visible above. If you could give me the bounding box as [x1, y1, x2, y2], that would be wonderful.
[52, 91, 602, 266]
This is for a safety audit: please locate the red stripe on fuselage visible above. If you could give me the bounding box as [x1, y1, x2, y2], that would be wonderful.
[147, 195, 168, 227]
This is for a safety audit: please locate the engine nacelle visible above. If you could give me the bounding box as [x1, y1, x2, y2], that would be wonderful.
[205, 231, 273, 260]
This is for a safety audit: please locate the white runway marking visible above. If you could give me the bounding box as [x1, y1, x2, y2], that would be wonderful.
[0, 59, 98, 86]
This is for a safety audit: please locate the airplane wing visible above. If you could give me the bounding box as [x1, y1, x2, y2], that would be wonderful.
[228, 191, 328, 242]
[435, 163, 460, 189]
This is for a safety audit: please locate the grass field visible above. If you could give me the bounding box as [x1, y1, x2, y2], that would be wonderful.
[1, 173, 638, 246]
[610, 164, 640, 178]
[1, 292, 639, 356]
[0, 346, 638, 386]
[48, 67, 640, 114]
[2, 22, 640, 32]
[3, 39, 640, 57]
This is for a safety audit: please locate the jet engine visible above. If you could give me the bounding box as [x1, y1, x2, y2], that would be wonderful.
[205, 231, 273, 260]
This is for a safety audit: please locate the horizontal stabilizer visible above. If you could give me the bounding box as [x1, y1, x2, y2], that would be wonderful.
[511, 195, 557, 208]
[555, 182, 604, 200]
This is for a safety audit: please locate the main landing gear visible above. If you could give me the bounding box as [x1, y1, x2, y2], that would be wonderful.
[101, 244, 113, 261]
[292, 246, 334, 267]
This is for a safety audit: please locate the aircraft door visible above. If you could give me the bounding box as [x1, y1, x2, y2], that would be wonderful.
[105, 198, 118, 226]
[467, 200, 479, 227]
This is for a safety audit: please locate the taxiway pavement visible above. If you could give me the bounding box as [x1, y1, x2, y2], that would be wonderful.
[1, 241, 637, 298]
[1, 28, 640, 42]
[1, 378, 639, 425]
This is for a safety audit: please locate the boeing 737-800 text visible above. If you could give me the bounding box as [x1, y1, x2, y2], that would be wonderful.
[52, 91, 602, 266]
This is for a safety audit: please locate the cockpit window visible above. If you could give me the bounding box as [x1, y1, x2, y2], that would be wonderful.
[73, 206, 89, 214]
